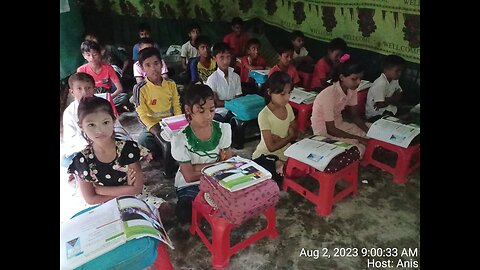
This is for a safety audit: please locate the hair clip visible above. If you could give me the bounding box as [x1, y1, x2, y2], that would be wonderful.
[339, 54, 350, 63]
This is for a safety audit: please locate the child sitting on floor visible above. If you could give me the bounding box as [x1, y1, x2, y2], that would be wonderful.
[365, 54, 408, 122]
[188, 35, 217, 83]
[238, 38, 266, 93]
[310, 55, 370, 157]
[171, 84, 232, 223]
[67, 96, 170, 215]
[252, 71, 298, 186]
[61, 73, 131, 176]
[133, 37, 169, 83]
[311, 37, 348, 91]
[180, 24, 201, 71]
[77, 40, 129, 112]
[223, 17, 248, 64]
[290, 30, 314, 72]
[133, 47, 182, 179]
[268, 43, 301, 87]
[132, 22, 159, 62]
[206, 42, 242, 123]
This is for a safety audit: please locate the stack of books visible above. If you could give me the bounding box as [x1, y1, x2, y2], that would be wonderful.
[159, 114, 189, 141]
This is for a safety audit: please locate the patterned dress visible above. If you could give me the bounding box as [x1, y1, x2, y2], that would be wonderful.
[68, 139, 165, 207]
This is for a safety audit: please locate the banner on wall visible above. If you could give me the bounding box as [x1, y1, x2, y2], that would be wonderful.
[93, 0, 419, 63]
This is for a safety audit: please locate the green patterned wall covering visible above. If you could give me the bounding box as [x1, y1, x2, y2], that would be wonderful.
[60, 0, 85, 80]
[90, 0, 419, 63]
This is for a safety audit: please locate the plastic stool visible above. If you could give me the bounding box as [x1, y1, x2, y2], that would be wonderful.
[282, 158, 359, 217]
[356, 88, 369, 119]
[189, 190, 279, 269]
[288, 101, 313, 133]
[151, 243, 174, 270]
[361, 139, 420, 184]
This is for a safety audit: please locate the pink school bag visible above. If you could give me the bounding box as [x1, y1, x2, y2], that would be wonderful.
[199, 175, 280, 225]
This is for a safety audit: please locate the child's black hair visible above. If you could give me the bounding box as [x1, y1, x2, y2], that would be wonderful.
[331, 58, 365, 82]
[290, 30, 305, 41]
[231, 17, 243, 26]
[68, 72, 95, 89]
[195, 35, 211, 49]
[246, 38, 261, 50]
[327, 37, 347, 52]
[189, 23, 201, 32]
[183, 84, 215, 121]
[80, 40, 101, 54]
[275, 42, 294, 55]
[138, 22, 151, 32]
[77, 96, 116, 126]
[212, 42, 231, 57]
[264, 71, 292, 105]
[138, 37, 155, 46]
[138, 47, 162, 67]
[383, 54, 406, 70]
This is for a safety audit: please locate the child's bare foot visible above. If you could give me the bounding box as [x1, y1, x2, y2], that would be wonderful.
[275, 160, 285, 176]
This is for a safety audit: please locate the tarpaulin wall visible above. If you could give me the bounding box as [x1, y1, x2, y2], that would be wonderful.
[84, 0, 419, 64]
[60, 0, 85, 80]
[67, 0, 420, 103]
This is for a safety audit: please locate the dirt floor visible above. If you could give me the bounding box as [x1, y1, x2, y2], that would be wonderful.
[60, 110, 420, 270]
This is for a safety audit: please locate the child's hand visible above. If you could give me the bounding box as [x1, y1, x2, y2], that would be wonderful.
[219, 149, 227, 161]
[127, 167, 136, 186]
[288, 125, 298, 140]
[271, 134, 282, 144]
[358, 137, 369, 146]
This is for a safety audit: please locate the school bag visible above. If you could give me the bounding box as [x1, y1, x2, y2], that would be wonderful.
[199, 175, 280, 225]
[224, 94, 265, 121]
[249, 70, 268, 84]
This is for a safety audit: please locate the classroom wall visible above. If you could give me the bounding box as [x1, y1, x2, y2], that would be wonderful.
[65, 0, 420, 104]
[60, 0, 85, 80]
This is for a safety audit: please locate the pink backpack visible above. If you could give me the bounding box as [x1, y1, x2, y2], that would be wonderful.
[199, 175, 280, 225]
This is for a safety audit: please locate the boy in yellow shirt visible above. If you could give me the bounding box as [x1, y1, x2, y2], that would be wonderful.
[133, 47, 182, 178]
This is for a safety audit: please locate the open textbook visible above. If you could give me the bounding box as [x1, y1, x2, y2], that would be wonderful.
[60, 196, 174, 270]
[201, 156, 272, 192]
[367, 116, 420, 148]
[289, 87, 318, 104]
[159, 114, 189, 141]
[284, 135, 353, 171]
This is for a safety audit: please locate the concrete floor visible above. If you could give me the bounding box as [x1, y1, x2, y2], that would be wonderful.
[60, 111, 420, 270]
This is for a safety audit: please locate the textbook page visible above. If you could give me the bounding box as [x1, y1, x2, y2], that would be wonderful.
[60, 199, 126, 270]
[117, 196, 174, 249]
[202, 156, 272, 192]
[60, 197, 175, 269]
[284, 136, 352, 171]
[289, 87, 317, 104]
[366, 116, 420, 148]
[357, 80, 372, 91]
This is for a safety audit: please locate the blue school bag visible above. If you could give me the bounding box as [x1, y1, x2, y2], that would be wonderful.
[70, 205, 159, 270]
[225, 94, 265, 121]
[249, 70, 268, 84]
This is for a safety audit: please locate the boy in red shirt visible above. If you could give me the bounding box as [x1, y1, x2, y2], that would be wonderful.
[223, 17, 248, 66]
